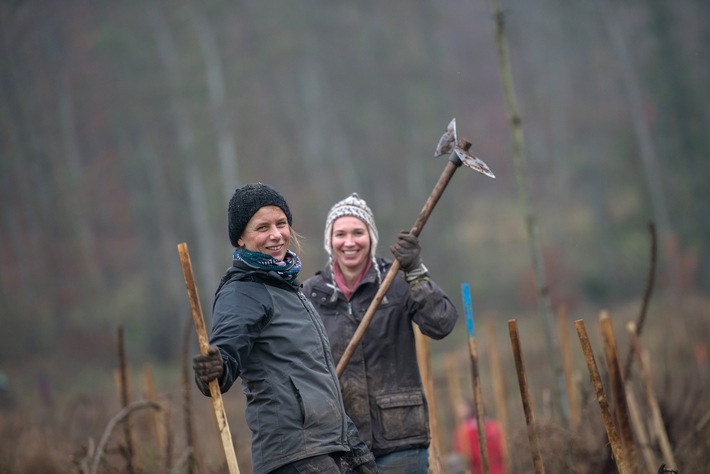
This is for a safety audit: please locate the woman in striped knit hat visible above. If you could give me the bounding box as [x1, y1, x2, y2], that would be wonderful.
[302, 193, 458, 474]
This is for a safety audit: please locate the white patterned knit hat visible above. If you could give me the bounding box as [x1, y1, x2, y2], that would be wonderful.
[324, 193, 379, 261]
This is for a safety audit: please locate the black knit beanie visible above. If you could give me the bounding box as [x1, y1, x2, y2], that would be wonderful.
[228, 183, 293, 247]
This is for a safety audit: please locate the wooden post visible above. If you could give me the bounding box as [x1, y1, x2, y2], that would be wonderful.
[181, 314, 201, 474]
[559, 306, 585, 474]
[575, 319, 628, 474]
[485, 320, 510, 473]
[178, 243, 240, 474]
[599, 312, 638, 474]
[143, 365, 167, 474]
[446, 354, 465, 426]
[414, 326, 443, 474]
[559, 305, 580, 431]
[627, 322, 677, 468]
[462, 283, 490, 474]
[508, 320, 546, 474]
[117, 326, 136, 474]
[625, 382, 657, 472]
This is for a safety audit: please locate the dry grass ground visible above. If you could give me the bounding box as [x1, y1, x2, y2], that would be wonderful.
[0, 292, 708, 473]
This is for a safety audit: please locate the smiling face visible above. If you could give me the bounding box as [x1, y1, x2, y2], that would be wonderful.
[331, 216, 371, 273]
[237, 205, 290, 260]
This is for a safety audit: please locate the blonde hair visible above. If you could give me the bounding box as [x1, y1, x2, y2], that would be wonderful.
[289, 226, 304, 255]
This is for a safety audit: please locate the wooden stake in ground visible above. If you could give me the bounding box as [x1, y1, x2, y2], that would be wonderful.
[624, 380, 657, 472]
[117, 325, 136, 474]
[177, 242, 240, 474]
[445, 354, 465, 426]
[142, 365, 167, 474]
[627, 322, 677, 468]
[508, 319, 545, 474]
[559, 305, 580, 431]
[485, 320, 511, 473]
[599, 312, 639, 474]
[555, 309, 585, 474]
[181, 313, 202, 474]
[462, 282, 491, 474]
[414, 326, 443, 474]
[575, 319, 628, 474]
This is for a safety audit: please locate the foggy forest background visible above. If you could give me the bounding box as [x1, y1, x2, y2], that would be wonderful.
[1, 0, 709, 470]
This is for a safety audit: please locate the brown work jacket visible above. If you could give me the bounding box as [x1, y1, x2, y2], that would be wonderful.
[302, 257, 458, 457]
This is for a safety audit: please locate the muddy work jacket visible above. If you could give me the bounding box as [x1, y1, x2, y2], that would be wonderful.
[302, 257, 458, 457]
[203, 263, 373, 474]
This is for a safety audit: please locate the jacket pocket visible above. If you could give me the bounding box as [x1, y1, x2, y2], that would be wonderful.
[289, 375, 342, 433]
[375, 390, 427, 441]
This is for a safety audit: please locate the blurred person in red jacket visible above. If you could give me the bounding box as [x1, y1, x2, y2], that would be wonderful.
[452, 400, 505, 474]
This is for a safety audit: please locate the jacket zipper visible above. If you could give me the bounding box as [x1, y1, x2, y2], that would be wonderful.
[297, 290, 349, 441]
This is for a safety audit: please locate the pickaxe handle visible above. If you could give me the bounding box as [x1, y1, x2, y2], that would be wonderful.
[335, 156, 462, 377]
[177, 243, 241, 474]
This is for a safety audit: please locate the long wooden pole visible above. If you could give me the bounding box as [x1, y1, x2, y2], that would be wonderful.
[142, 365, 167, 474]
[599, 312, 638, 474]
[624, 382, 657, 472]
[336, 157, 461, 376]
[414, 326, 443, 474]
[575, 319, 628, 474]
[627, 322, 677, 468]
[559, 305, 580, 431]
[508, 319, 545, 474]
[462, 282, 490, 474]
[177, 242, 240, 474]
[446, 354, 465, 426]
[117, 326, 136, 474]
[181, 314, 202, 474]
[558, 306, 585, 474]
[485, 320, 510, 473]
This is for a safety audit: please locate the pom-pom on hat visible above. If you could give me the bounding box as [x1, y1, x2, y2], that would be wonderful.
[324, 193, 378, 260]
[228, 183, 292, 247]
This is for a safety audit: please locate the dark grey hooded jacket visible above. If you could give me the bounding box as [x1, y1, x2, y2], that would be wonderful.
[204, 262, 373, 474]
[302, 257, 458, 457]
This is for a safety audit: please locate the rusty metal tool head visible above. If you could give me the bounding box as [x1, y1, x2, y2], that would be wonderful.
[435, 118, 495, 179]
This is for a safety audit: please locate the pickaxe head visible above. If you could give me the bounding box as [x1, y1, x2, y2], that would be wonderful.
[434, 118, 495, 179]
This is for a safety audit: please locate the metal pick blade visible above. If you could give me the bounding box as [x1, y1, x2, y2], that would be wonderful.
[434, 118, 457, 157]
[454, 148, 496, 179]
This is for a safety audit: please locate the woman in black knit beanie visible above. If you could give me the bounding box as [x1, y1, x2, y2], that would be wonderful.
[193, 183, 378, 474]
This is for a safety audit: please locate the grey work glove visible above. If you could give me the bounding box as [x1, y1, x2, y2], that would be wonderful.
[193, 346, 223, 389]
[354, 459, 378, 474]
[390, 230, 422, 273]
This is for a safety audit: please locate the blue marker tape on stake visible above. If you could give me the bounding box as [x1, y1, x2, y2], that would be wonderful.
[461, 282, 474, 338]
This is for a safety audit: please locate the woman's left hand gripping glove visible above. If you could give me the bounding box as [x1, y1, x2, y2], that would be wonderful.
[390, 229, 428, 283]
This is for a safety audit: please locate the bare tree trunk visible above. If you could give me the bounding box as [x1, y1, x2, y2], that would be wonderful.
[57, 66, 103, 288]
[137, 132, 184, 305]
[0, 4, 79, 325]
[0, 16, 39, 299]
[187, 2, 240, 201]
[489, 0, 570, 426]
[596, 0, 679, 292]
[295, 33, 363, 199]
[149, 3, 220, 312]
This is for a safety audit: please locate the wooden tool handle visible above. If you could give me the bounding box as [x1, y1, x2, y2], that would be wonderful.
[178, 242, 241, 474]
[336, 160, 460, 376]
